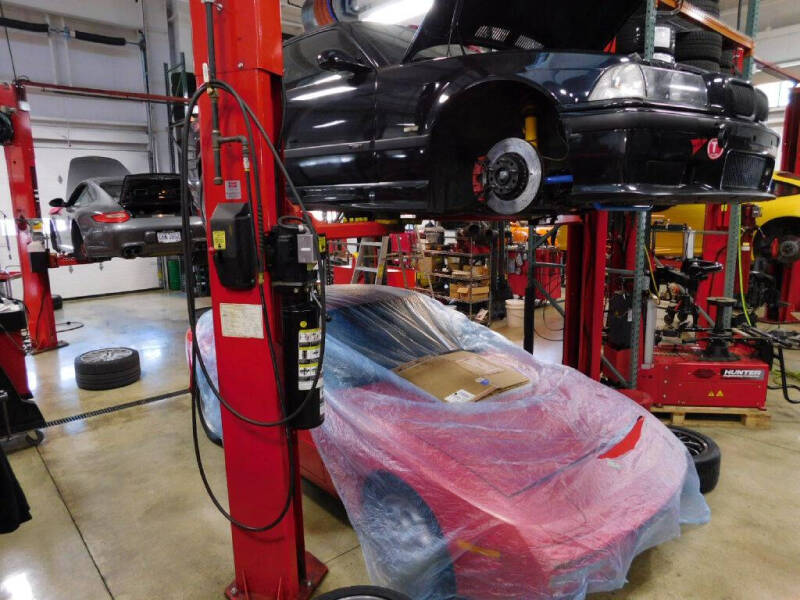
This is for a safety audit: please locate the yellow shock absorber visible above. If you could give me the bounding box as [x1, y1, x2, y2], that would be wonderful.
[524, 114, 539, 147]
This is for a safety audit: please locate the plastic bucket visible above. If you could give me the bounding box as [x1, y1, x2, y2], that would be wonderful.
[506, 299, 525, 328]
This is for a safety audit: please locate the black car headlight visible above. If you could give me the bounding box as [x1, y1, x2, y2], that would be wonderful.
[589, 63, 708, 109]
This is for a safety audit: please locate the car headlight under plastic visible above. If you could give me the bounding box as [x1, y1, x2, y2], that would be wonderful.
[589, 64, 708, 108]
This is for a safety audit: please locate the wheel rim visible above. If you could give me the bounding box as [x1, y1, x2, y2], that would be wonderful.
[483, 138, 542, 215]
[336, 596, 397, 600]
[381, 493, 438, 556]
[81, 348, 133, 363]
[364, 488, 446, 596]
[672, 430, 708, 457]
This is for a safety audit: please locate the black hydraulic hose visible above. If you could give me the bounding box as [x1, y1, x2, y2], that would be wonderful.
[180, 84, 296, 532]
[72, 31, 126, 46]
[181, 82, 325, 429]
[773, 347, 800, 404]
[179, 81, 327, 531]
[0, 16, 47, 34]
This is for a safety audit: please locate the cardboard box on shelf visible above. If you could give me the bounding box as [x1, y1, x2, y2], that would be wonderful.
[447, 257, 462, 270]
[394, 350, 529, 403]
[455, 285, 490, 302]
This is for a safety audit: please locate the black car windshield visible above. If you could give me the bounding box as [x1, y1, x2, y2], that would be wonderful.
[352, 22, 495, 64]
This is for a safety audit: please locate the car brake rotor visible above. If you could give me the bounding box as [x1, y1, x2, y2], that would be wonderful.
[483, 138, 542, 215]
[777, 236, 800, 264]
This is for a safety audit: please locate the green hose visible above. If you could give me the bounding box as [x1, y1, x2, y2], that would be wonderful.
[738, 228, 753, 327]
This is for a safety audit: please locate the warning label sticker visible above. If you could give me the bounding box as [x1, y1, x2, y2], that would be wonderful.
[212, 230, 226, 250]
[224, 180, 242, 200]
[219, 303, 264, 339]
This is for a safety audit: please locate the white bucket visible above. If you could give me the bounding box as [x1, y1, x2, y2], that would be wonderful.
[506, 299, 525, 329]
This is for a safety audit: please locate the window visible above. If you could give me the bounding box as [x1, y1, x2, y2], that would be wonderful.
[100, 182, 124, 201]
[351, 22, 417, 65]
[284, 28, 368, 87]
[68, 185, 87, 207]
[756, 80, 797, 110]
[771, 177, 800, 197]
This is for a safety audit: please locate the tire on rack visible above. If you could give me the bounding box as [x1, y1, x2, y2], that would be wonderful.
[720, 48, 736, 70]
[676, 30, 723, 62]
[74, 348, 141, 391]
[360, 471, 456, 600]
[668, 426, 721, 494]
[315, 587, 413, 600]
[678, 59, 721, 73]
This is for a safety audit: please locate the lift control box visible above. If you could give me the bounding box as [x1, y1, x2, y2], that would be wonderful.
[209, 202, 256, 290]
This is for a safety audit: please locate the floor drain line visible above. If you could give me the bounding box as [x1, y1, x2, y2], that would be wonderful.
[44, 388, 190, 429]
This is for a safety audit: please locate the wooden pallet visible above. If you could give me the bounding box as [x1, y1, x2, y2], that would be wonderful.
[651, 405, 771, 430]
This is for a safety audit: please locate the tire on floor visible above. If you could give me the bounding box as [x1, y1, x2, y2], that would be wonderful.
[315, 587, 412, 600]
[668, 426, 721, 494]
[74, 348, 141, 391]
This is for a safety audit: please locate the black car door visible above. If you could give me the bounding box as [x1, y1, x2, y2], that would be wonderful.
[283, 26, 377, 192]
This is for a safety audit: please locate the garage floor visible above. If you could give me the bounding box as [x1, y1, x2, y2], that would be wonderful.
[2, 290, 799, 599]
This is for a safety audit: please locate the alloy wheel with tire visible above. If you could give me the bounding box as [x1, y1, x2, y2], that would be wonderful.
[74, 347, 141, 390]
[360, 471, 456, 600]
[315, 586, 412, 600]
[668, 426, 721, 493]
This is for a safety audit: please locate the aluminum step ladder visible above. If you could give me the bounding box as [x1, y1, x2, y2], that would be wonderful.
[351, 237, 390, 285]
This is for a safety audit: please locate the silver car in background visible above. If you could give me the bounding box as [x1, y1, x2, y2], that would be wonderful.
[49, 174, 206, 260]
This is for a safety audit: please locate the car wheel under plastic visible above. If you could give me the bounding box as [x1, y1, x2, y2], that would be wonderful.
[315, 586, 412, 600]
[360, 471, 456, 600]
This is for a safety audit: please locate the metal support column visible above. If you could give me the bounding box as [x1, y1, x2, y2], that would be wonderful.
[722, 0, 760, 328]
[643, 0, 657, 59]
[628, 211, 648, 389]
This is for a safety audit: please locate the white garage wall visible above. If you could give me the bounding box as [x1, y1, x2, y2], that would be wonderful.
[0, 0, 176, 298]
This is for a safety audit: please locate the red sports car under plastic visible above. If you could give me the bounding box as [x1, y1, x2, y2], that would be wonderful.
[189, 286, 709, 600]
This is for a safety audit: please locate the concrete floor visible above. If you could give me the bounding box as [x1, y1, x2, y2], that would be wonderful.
[1, 290, 799, 599]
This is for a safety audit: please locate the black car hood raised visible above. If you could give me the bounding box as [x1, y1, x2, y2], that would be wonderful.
[404, 0, 642, 60]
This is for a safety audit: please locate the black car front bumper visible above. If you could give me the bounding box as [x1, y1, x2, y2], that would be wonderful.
[561, 106, 779, 206]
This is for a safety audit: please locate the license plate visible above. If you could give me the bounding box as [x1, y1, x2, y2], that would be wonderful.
[157, 231, 181, 244]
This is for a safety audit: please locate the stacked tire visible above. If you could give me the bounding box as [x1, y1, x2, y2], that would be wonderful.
[673, 0, 726, 73]
[676, 30, 723, 73]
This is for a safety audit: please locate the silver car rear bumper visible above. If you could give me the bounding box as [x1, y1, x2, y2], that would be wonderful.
[85, 216, 207, 259]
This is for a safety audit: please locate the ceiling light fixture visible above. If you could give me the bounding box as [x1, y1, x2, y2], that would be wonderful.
[362, 0, 433, 24]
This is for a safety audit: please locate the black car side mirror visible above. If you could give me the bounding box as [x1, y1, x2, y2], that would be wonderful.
[317, 49, 370, 74]
[49, 198, 65, 208]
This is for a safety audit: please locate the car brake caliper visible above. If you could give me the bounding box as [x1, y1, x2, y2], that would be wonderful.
[472, 156, 489, 203]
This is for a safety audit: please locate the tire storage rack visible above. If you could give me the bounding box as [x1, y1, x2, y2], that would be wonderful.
[615, 0, 755, 78]
[610, 0, 762, 398]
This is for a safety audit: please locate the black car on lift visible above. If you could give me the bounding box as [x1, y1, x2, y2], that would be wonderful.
[281, 0, 778, 217]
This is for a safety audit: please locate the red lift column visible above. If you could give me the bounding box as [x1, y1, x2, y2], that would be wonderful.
[0, 83, 59, 352]
[563, 211, 608, 379]
[189, 1, 325, 598]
